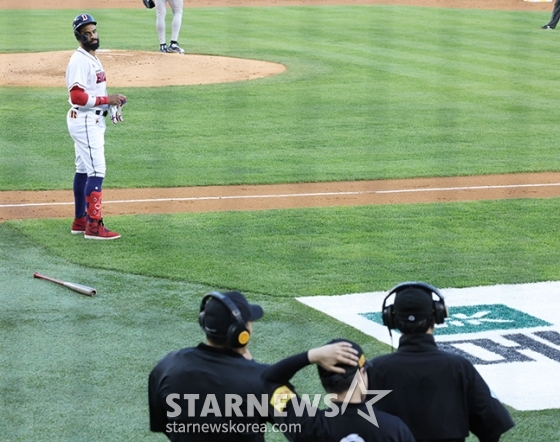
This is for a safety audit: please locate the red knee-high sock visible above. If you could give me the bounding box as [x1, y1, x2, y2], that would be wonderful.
[86, 190, 103, 221]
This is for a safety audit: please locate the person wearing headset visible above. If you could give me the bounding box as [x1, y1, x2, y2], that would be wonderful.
[366, 282, 515, 442]
[148, 291, 272, 441]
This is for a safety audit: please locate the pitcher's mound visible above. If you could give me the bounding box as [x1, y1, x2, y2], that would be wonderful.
[0, 50, 287, 87]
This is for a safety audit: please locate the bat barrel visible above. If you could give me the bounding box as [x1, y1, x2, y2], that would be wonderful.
[64, 282, 97, 296]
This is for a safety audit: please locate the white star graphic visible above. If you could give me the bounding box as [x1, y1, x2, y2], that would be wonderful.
[340, 371, 392, 427]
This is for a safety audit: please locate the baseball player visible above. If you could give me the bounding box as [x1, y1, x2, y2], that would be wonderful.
[156, 0, 185, 53]
[542, 0, 560, 29]
[66, 13, 126, 240]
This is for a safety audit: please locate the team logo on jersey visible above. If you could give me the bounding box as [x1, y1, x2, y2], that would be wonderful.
[297, 281, 560, 411]
[96, 71, 107, 84]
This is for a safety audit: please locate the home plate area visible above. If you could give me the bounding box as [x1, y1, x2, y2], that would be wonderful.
[297, 281, 560, 411]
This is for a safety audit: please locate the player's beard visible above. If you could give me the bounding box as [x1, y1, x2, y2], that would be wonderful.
[83, 38, 100, 51]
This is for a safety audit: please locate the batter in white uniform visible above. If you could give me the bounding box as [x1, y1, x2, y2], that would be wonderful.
[156, 0, 185, 54]
[66, 13, 127, 240]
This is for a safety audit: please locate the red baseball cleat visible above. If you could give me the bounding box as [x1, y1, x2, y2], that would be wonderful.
[71, 216, 87, 234]
[84, 219, 121, 240]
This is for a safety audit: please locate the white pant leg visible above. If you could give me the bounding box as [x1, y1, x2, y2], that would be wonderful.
[169, 0, 184, 42]
[67, 110, 107, 178]
[156, 0, 168, 44]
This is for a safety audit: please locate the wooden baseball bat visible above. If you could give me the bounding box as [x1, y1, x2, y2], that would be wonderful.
[33, 272, 97, 297]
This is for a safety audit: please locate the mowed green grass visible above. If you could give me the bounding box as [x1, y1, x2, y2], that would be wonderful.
[9, 198, 560, 297]
[2, 6, 560, 189]
[1, 4, 560, 441]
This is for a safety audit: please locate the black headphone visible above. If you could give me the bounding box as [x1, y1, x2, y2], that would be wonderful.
[381, 281, 448, 330]
[198, 292, 251, 348]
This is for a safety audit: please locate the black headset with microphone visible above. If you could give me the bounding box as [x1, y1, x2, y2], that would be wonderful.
[198, 292, 251, 348]
[381, 281, 448, 330]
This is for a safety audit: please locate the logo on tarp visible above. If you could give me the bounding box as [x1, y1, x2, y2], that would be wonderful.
[361, 304, 551, 335]
[296, 281, 560, 411]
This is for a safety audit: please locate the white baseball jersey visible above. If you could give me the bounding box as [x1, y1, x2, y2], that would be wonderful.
[66, 47, 109, 178]
[66, 47, 108, 109]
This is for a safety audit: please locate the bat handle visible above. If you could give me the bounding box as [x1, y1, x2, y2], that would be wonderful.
[33, 272, 61, 284]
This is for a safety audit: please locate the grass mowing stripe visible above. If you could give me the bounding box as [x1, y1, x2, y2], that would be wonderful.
[2, 7, 560, 190]
[0, 223, 388, 442]
[2, 4, 560, 441]
[7, 198, 560, 297]
[2, 200, 560, 440]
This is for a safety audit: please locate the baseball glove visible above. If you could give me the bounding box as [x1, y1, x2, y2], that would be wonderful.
[110, 103, 125, 125]
[143, 0, 155, 8]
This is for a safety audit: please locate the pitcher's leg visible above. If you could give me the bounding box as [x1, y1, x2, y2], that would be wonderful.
[156, 0, 168, 50]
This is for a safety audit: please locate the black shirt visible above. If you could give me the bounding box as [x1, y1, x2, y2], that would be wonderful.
[149, 343, 271, 441]
[367, 333, 515, 442]
[262, 352, 416, 442]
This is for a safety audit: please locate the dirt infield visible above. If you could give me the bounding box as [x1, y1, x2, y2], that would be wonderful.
[3, 173, 560, 221]
[0, 50, 286, 88]
[1, 0, 556, 221]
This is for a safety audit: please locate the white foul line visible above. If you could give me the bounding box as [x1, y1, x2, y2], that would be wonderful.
[376, 182, 560, 194]
[2, 182, 560, 208]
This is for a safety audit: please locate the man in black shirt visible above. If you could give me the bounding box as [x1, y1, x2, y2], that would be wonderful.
[149, 291, 271, 441]
[367, 282, 515, 442]
[262, 338, 416, 442]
